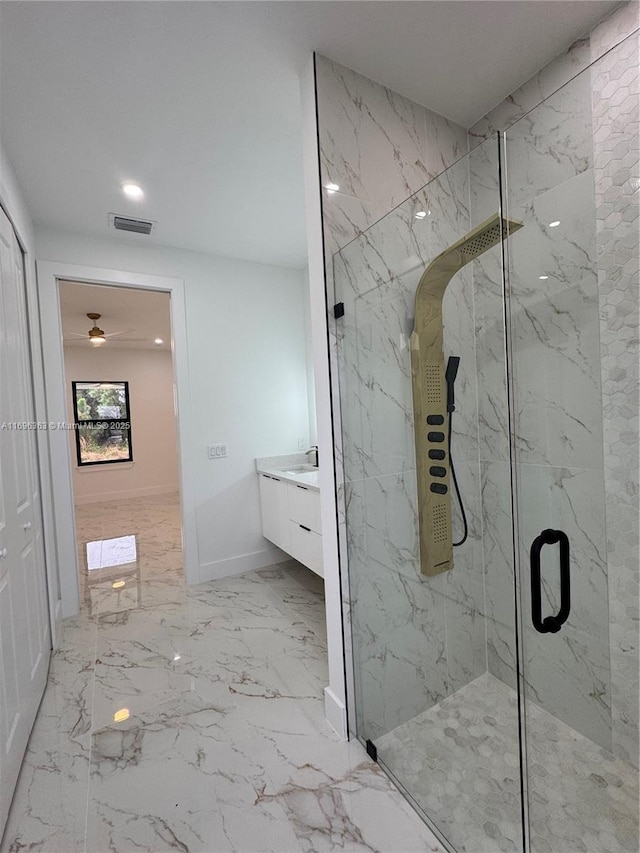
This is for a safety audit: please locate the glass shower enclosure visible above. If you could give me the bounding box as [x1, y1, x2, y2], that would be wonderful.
[333, 38, 638, 853]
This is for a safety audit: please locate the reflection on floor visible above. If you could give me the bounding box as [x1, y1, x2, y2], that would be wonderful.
[1, 493, 442, 853]
[378, 672, 639, 853]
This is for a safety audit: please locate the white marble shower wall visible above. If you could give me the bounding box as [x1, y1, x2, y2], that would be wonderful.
[469, 2, 639, 762]
[314, 55, 478, 740]
[315, 3, 638, 757]
[333, 143, 500, 739]
[591, 24, 639, 769]
[315, 55, 468, 259]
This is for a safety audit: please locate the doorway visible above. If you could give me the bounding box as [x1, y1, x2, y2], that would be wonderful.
[58, 281, 183, 617]
[37, 260, 196, 619]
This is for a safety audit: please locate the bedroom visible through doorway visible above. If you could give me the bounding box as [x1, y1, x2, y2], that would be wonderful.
[59, 280, 184, 616]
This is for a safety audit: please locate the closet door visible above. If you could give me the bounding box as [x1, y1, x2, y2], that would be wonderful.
[0, 207, 51, 835]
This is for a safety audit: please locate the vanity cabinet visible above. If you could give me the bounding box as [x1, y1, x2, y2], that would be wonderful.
[258, 474, 290, 551]
[258, 474, 323, 577]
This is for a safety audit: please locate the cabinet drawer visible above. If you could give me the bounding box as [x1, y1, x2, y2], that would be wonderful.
[287, 520, 323, 577]
[286, 483, 321, 533]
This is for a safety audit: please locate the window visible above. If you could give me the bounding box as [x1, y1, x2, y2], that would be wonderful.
[72, 380, 132, 466]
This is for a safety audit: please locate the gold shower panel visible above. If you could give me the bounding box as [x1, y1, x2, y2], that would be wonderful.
[410, 213, 523, 576]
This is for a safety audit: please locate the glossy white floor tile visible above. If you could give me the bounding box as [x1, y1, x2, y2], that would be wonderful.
[1, 494, 443, 853]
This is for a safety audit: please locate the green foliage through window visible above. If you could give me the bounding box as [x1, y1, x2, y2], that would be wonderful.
[72, 381, 132, 466]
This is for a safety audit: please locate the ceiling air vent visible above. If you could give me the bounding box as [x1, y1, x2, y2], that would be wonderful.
[110, 214, 154, 235]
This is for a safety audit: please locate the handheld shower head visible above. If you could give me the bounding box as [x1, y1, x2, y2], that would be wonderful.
[445, 356, 460, 413]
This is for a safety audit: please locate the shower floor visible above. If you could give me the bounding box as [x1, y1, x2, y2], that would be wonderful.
[376, 673, 638, 853]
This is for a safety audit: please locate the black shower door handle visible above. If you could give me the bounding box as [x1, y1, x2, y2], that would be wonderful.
[530, 528, 571, 634]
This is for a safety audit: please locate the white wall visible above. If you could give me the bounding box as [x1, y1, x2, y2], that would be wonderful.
[37, 225, 312, 581]
[63, 346, 179, 503]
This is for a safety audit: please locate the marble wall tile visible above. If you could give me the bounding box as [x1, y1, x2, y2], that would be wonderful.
[469, 35, 592, 145]
[503, 70, 593, 213]
[482, 457, 615, 752]
[333, 152, 472, 303]
[469, 2, 639, 146]
[469, 30, 640, 767]
[443, 593, 487, 696]
[521, 625, 612, 752]
[506, 171, 604, 469]
[486, 618, 518, 692]
[467, 139, 513, 465]
[516, 465, 609, 640]
[345, 466, 486, 738]
[592, 29, 640, 768]
[323, 72, 497, 749]
[334, 143, 485, 484]
[589, 0, 640, 62]
[336, 269, 418, 483]
[316, 55, 468, 257]
[315, 58, 468, 753]
[480, 460, 517, 632]
[345, 476, 448, 739]
[473, 251, 511, 463]
[516, 464, 612, 749]
[430, 460, 485, 612]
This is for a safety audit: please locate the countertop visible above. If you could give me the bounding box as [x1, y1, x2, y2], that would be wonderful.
[256, 453, 320, 491]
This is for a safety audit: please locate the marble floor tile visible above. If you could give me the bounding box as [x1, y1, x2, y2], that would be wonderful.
[1, 740, 90, 853]
[1, 494, 442, 853]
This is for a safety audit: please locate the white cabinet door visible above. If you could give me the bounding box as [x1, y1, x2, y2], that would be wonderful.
[258, 474, 289, 552]
[0, 208, 51, 835]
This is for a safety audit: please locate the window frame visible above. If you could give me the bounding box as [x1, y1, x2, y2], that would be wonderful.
[72, 379, 133, 467]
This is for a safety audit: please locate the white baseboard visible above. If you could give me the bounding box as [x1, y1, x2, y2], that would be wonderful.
[75, 484, 179, 505]
[197, 546, 291, 583]
[324, 686, 348, 740]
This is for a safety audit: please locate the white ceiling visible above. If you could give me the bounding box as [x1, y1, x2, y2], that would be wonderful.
[59, 280, 172, 350]
[0, 1, 619, 268]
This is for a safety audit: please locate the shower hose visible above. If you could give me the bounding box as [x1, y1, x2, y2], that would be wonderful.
[448, 411, 468, 547]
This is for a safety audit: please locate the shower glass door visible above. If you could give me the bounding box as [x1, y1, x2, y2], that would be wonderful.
[503, 39, 639, 853]
[333, 32, 638, 853]
[334, 134, 526, 853]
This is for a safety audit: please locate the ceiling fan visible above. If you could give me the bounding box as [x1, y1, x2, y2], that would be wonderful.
[66, 313, 143, 347]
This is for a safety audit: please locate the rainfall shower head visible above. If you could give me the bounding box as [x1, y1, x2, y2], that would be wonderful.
[410, 213, 524, 578]
[417, 214, 524, 299]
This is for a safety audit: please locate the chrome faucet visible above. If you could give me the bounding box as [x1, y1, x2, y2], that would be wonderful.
[305, 445, 319, 468]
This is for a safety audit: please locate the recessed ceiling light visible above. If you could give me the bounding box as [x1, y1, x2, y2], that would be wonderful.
[121, 181, 144, 200]
[415, 211, 427, 220]
[325, 183, 340, 194]
[539, 275, 549, 280]
[154, 338, 163, 345]
[549, 220, 560, 227]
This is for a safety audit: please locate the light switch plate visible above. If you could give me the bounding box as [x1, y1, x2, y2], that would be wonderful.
[208, 444, 227, 459]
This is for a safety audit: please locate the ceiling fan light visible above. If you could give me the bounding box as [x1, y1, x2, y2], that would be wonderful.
[90, 336, 106, 347]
